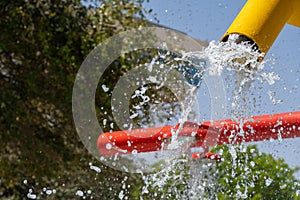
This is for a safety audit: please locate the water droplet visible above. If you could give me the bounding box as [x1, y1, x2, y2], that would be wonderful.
[102, 84, 109, 92]
[76, 190, 84, 197]
[27, 189, 36, 199]
[132, 149, 138, 154]
[90, 164, 101, 173]
[46, 190, 52, 195]
[265, 178, 273, 186]
[129, 113, 138, 119]
[106, 143, 112, 150]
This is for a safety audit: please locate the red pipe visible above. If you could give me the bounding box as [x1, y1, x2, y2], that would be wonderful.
[97, 111, 300, 156]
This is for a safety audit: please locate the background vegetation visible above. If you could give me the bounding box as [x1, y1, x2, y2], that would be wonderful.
[1, 0, 148, 198]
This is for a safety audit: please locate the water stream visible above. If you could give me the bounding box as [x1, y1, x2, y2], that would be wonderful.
[134, 35, 281, 199]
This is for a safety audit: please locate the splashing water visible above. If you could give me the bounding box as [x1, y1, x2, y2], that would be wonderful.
[138, 35, 281, 199]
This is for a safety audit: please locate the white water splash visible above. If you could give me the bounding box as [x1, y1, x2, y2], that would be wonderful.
[138, 35, 282, 199]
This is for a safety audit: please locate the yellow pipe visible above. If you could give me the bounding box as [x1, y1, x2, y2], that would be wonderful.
[221, 0, 299, 56]
[288, 0, 300, 28]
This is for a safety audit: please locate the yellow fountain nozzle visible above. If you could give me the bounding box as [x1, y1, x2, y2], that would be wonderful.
[221, 0, 298, 56]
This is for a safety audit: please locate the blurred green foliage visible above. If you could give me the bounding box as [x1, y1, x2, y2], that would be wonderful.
[0, 0, 148, 198]
[213, 145, 300, 199]
[139, 145, 300, 199]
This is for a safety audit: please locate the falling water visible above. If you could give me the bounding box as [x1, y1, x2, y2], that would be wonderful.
[138, 34, 281, 199]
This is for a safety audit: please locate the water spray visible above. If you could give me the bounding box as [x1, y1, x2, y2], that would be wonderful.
[96, 0, 300, 166]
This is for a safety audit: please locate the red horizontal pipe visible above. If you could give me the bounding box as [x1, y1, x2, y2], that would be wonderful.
[97, 126, 173, 156]
[97, 111, 300, 156]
